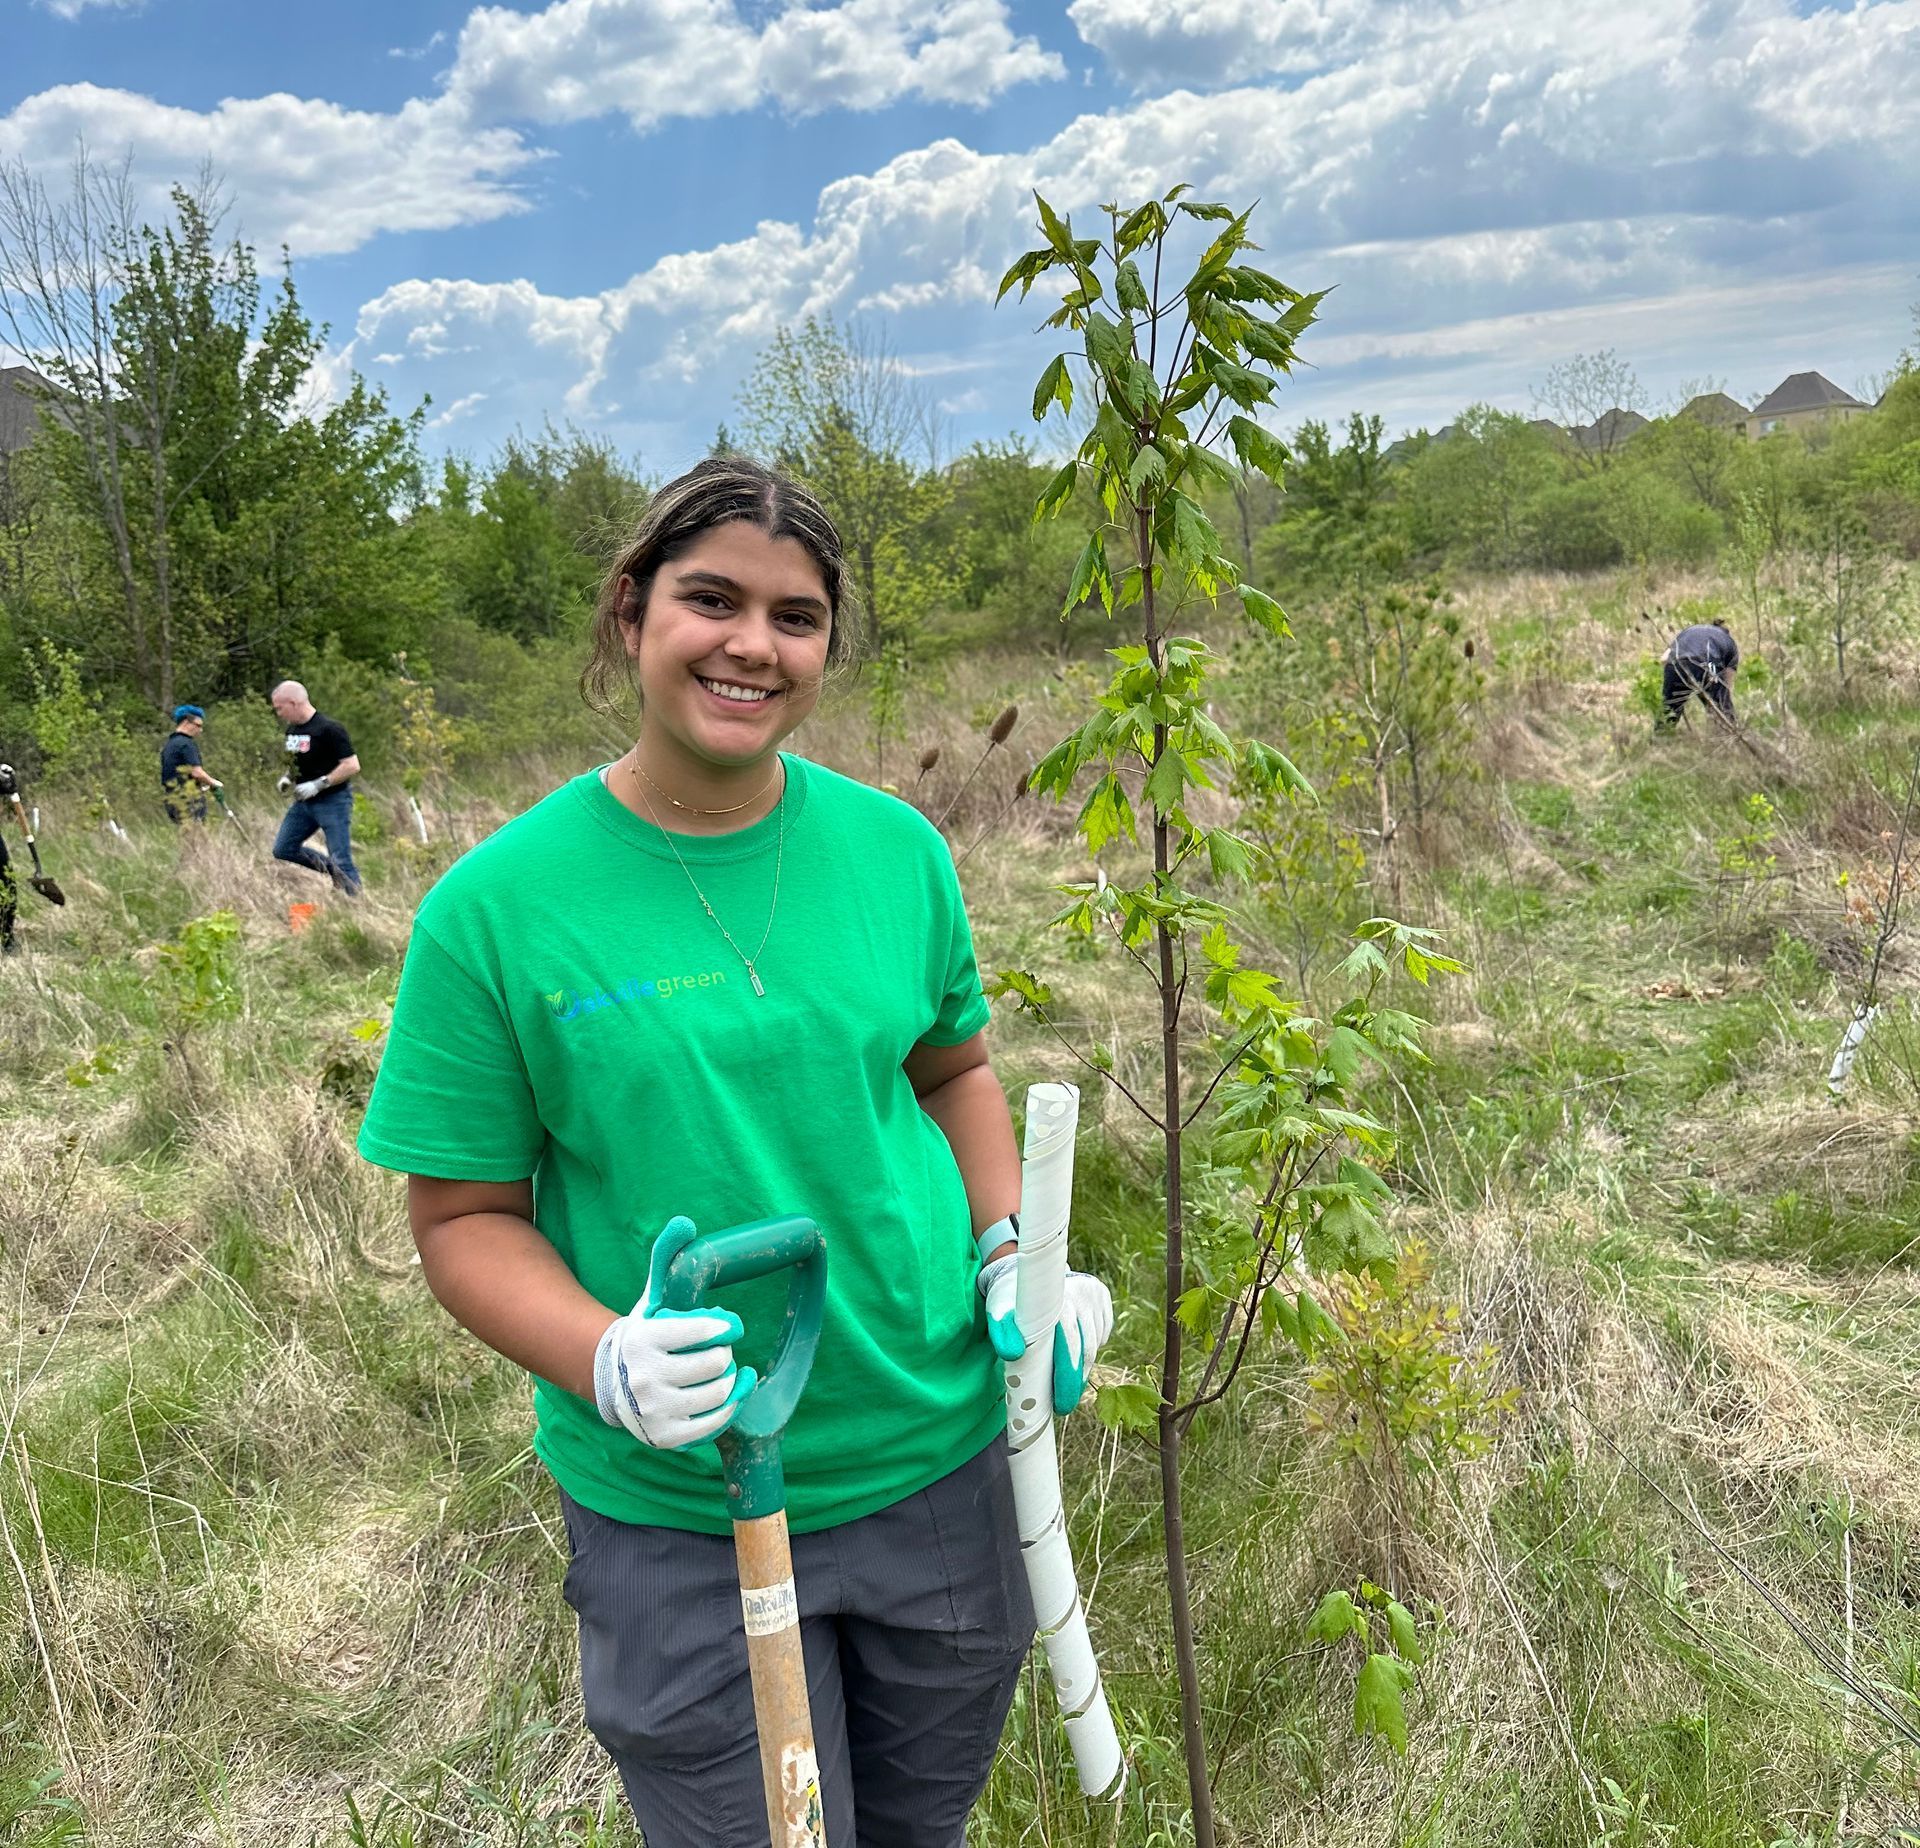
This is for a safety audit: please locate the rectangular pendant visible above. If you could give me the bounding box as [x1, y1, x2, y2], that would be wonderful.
[748, 966, 766, 997]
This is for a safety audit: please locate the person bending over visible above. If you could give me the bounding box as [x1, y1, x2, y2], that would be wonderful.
[1659, 619, 1739, 730]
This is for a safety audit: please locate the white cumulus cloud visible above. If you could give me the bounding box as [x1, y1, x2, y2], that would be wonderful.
[445, 0, 1062, 129]
[427, 390, 489, 428]
[33, 0, 145, 18]
[0, 86, 539, 257]
[0, 0, 1059, 262]
[331, 0, 1920, 461]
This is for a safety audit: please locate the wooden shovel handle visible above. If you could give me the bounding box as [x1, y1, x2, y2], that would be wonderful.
[734, 1509, 826, 1847]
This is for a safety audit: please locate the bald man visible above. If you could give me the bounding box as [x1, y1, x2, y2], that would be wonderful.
[269, 680, 363, 896]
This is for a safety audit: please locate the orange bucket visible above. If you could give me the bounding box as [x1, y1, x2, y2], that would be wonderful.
[288, 902, 318, 933]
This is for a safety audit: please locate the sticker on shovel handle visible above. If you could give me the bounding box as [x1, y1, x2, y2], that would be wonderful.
[742, 1577, 798, 1636]
[780, 1743, 824, 1847]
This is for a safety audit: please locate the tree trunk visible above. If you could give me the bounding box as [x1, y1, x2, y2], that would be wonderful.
[1374, 731, 1402, 912]
[1141, 502, 1216, 1848]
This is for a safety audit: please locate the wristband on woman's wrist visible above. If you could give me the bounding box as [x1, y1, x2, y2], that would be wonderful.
[975, 1212, 1019, 1269]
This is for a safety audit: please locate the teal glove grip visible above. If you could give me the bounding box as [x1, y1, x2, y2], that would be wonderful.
[642, 1215, 760, 1426]
[979, 1250, 1096, 1413]
[1050, 1324, 1090, 1416]
[976, 1215, 1023, 1360]
[978, 1252, 1024, 1361]
[660, 1214, 827, 1522]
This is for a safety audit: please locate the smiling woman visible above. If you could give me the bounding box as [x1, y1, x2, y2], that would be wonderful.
[355, 454, 1113, 1847]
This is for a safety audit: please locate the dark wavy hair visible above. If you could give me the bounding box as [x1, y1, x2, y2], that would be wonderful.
[581, 456, 857, 716]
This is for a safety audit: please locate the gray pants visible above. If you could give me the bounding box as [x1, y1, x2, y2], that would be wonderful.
[558, 1437, 1034, 1847]
[560, 1443, 1036, 1848]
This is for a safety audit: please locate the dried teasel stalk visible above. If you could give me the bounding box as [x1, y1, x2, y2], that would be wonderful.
[937, 706, 1021, 831]
[956, 764, 1039, 870]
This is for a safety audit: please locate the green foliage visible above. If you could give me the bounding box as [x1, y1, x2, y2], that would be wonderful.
[1397, 406, 1564, 572]
[1306, 1579, 1428, 1757]
[0, 1736, 82, 1845]
[1000, 188, 1462, 1832]
[393, 665, 459, 800]
[1305, 1238, 1517, 1478]
[1629, 653, 1667, 721]
[22, 641, 141, 797]
[444, 425, 642, 644]
[1715, 792, 1778, 878]
[156, 909, 243, 1023]
[1710, 791, 1780, 970]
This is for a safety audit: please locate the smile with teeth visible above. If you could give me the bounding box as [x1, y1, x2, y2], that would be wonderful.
[697, 674, 779, 705]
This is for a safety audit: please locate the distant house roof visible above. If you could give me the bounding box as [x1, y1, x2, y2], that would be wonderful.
[0, 366, 61, 457]
[1573, 407, 1649, 451]
[1750, 371, 1868, 417]
[1679, 391, 1748, 425]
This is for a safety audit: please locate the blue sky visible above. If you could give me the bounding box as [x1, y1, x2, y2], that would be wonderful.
[4, 0, 1916, 475]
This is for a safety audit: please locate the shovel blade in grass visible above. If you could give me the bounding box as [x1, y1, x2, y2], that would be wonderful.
[25, 840, 65, 905]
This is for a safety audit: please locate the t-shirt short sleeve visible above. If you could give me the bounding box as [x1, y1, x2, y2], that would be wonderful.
[179, 739, 202, 766]
[922, 845, 991, 1047]
[358, 921, 545, 1181]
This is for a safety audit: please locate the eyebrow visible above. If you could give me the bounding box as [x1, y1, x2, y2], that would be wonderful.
[673, 569, 830, 616]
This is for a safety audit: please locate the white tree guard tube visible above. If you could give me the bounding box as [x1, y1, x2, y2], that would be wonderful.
[1828, 1002, 1879, 1096]
[408, 794, 430, 845]
[1008, 1081, 1125, 1799]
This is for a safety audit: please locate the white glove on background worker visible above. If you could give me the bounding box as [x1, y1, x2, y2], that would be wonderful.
[975, 1213, 1112, 1414]
[594, 1216, 757, 1449]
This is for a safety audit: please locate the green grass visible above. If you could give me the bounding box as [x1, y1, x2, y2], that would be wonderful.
[9, 566, 1920, 1843]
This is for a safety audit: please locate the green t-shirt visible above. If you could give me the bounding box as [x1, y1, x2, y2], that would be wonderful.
[357, 755, 1003, 1535]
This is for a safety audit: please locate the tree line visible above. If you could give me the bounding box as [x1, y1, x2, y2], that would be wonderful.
[1, 159, 1915, 806]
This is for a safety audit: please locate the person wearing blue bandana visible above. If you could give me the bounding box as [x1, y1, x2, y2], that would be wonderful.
[160, 706, 221, 824]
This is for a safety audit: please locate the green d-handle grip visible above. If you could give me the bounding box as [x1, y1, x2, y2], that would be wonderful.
[661, 1215, 827, 1523]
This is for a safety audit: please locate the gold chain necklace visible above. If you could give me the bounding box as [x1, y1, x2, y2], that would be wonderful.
[630, 753, 776, 817]
[629, 765, 784, 998]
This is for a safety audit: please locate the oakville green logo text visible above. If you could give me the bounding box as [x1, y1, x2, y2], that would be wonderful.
[544, 970, 729, 1022]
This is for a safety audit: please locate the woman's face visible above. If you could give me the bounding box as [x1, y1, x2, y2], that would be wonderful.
[622, 521, 834, 771]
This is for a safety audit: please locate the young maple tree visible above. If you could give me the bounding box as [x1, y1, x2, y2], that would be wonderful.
[994, 187, 1458, 1839]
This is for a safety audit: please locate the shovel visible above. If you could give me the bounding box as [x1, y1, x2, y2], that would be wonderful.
[8, 797, 64, 905]
[211, 786, 253, 843]
[662, 1214, 829, 1848]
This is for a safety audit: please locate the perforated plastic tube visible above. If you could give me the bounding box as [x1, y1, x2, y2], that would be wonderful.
[1007, 1081, 1125, 1798]
[1828, 1001, 1879, 1096]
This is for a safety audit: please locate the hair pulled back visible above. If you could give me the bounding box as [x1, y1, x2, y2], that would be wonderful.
[581, 456, 856, 716]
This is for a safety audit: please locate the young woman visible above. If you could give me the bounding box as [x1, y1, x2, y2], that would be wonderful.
[358, 457, 1112, 1846]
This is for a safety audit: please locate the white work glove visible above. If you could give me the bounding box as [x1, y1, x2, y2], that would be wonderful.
[976, 1215, 1113, 1415]
[276, 774, 293, 794]
[594, 1216, 756, 1450]
[293, 777, 327, 801]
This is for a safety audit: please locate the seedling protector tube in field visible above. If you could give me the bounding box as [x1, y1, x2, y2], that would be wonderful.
[1009, 1082, 1125, 1797]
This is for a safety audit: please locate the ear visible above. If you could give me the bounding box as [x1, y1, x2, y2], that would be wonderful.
[617, 574, 644, 660]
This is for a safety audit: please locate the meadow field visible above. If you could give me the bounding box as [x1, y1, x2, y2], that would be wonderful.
[6, 559, 1920, 1847]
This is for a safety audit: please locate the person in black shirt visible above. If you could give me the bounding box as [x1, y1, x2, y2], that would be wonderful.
[0, 759, 20, 953]
[269, 679, 363, 896]
[160, 705, 221, 823]
[1659, 620, 1739, 730]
